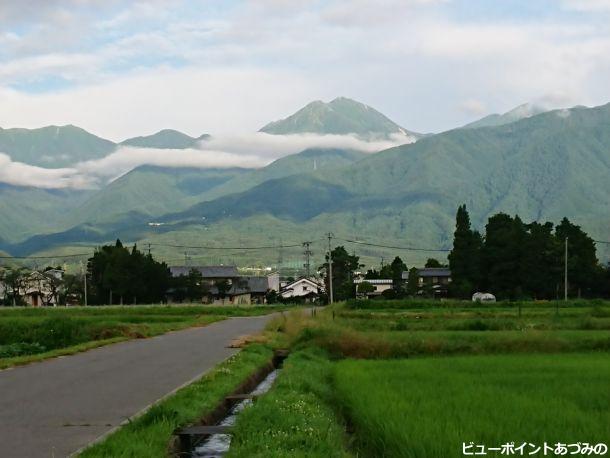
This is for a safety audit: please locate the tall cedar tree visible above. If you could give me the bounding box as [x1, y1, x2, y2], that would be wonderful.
[555, 218, 602, 297]
[520, 222, 562, 299]
[389, 256, 408, 295]
[425, 258, 443, 268]
[481, 214, 526, 299]
[406, 267, 420, 296]
[448, 205, 482, 298]
[87, 240, 171, 304]
[321, 246, 361, 301]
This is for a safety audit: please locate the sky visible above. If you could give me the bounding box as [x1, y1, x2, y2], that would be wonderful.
[1, 0, 610, 142]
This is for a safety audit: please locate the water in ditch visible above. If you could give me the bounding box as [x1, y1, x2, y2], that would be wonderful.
[192, 369, 280, 457]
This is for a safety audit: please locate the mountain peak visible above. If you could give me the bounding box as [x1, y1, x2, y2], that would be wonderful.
[463, 102, 549, 129]
[0, 124, 116, 168]
[121, 129, 199, 149]
[260, 97, 420, 139]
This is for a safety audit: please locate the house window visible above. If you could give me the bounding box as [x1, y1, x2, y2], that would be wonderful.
[303, 286, 308, 291]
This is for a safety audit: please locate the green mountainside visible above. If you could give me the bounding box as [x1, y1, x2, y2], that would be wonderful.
[0, 125, 116, 167]
[3, 102, 610, 268]
[463, 103, 548, 129]
[60, 148, 364, 228]
[0, 184, 94, 243]
[141, 103, 610, 265]
[120, 129, 208, 149]
[63, 165, 247, 226]
[0, 147, 366, 245]
[260, 97, 420, 139]
[201, 148, 366, 201]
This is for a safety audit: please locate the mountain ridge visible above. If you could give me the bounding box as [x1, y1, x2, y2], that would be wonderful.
[260, 97, 421, 140]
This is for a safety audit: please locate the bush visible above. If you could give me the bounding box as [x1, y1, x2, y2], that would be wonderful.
[0, 342, 47, 358]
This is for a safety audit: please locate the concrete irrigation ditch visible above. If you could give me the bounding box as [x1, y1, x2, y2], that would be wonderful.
[171, 350, 288, 457]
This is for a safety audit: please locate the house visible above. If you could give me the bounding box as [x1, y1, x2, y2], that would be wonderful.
[169, 265, 240, 283]
[169, 266, 277, 305]
[280, 277, 322, 303]
[353, 278, 394, 298]
[21, 270, 64, 306]
[416, 267, 452, 296]
[209, 276, 270, 305]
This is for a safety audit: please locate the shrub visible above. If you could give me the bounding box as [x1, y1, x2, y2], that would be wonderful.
[0, 342, 47, 358]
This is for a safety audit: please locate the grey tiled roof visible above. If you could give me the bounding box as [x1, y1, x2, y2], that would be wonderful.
[209, 276, 270, 295]
[418, 268, 451, 277]
[169, 265, 240, 278]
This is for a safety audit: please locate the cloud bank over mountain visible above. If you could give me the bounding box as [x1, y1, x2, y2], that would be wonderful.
[0, 132, 411, 189]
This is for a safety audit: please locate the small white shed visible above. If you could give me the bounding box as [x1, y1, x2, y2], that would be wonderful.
[472, 292, 496, 303]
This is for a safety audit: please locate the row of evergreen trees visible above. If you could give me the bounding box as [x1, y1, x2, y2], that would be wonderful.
[87, 240, 172, 305]
[449, 205, 608, 300]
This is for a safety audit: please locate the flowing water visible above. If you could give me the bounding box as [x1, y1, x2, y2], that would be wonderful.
[192, 369, 280, 457]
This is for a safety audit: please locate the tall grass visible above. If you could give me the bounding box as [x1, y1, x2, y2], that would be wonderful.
[0, 305, 289, 366]
[335, 353, 610, 458]
[344, 298, 610, 310]
[228, 349, 350, 458]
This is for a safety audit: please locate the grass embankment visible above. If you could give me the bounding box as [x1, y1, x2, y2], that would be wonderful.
[79, 344, 273, 458]
[228, 349, 350, 458]
[287, 303, 610, 358]
[227, 302, 610, 456]
[335, 353, 610, 458]
[0, 305, 289, 369]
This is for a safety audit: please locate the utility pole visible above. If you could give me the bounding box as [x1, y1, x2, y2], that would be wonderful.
[277, 238, 284, 274]
[327, 232, 334, 304]
[147, 243, 151, 256]
[81, 261, 88, 307]
[184, 251, 189, 267]
[564, 236, 569, 302]
[303, 241, 312, 278]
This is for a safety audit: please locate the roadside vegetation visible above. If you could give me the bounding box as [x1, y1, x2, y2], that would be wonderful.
[79, 345, 273, 458]
[0, 305, 288, 369]
[228, 348, 349, 458]
[225, 301, 610, 457]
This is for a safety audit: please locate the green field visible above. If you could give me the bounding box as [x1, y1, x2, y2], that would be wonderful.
[0, 305, 288, 368]
[335, 353, 610, 458]
[225, 301, 610, 457]
[14, 301, 605, 457]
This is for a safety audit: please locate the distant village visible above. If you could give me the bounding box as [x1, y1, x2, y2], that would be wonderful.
[2, 205, 609, 306]
[0, 260, 452, 307]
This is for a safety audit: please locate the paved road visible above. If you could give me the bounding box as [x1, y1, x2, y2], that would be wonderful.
[0, 315, 274, 457]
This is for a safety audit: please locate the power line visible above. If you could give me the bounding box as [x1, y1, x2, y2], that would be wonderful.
[594, 240, 610, 245]
[149, 242, 304, 250]
[0, 253, 92, 259]
[335, 236, 451, 252]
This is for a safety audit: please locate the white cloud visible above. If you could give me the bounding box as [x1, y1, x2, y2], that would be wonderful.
[1, 0, 610, 135]
[0, 132, 411, 189]
[199, 132, 414, 158]
[0, 68, 322, 141]
[459, 99, 487, 116]
[0, 153, 88, 189]
[562, 0, 610, 11]
[77, 146, 267, 183]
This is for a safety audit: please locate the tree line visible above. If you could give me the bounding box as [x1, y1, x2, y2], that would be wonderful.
[86, 240, 232, 304]
[449, 205, 609, 300]
[319, 206, 610, 301]
[1, 240, 213, 306]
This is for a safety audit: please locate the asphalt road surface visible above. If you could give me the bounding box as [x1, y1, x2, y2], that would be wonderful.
[0, 314, 275, 457]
